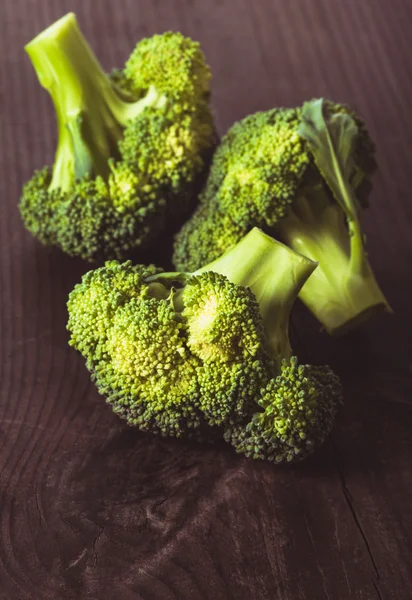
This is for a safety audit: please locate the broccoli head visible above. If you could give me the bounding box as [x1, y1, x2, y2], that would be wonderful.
[67, 227, 342, 463]
[173, 99, 391, 334]
[20, 13, 216, 262]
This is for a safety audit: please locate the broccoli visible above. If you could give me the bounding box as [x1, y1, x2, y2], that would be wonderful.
[67, 227, 342, 463]
[173, 99, 391, 334]
[19, 13, 216, 262]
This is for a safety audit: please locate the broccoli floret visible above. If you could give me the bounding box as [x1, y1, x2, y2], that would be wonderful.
[67, 260, 207, 438]
[19, 13, 216, 262]
[180, 270, 270, 425]
[182, 271, 265, 363]
[173, 99, 391, 334]
[67, 227, 342, 462]
[122, 32, 211, 105]
[225, 357, 342, 463]
[67, 260, 161, 363]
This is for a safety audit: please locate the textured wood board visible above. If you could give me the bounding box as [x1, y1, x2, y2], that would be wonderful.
[1, 0, 411, 598]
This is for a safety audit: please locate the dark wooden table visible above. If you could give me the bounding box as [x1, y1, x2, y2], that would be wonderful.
[1, 1, 411, 598]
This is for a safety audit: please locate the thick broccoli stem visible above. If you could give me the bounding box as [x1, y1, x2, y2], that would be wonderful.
[25, 13, 166, 192]
[276, 195, 391, 334]
[292, 98, 391, 333]
[194, 228, 317, 367]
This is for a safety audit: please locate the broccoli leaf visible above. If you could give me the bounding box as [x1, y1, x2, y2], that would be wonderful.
[298, 98, 360, 221]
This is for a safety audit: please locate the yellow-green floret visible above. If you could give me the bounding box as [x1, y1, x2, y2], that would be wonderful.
[123, 32, 211, 105]
[67, 260, 161, 364]
[19, 14, 216, 262]
[182, 271, 266, 363]
[182, 271, 270, 424]
[98, 298, 204, 438]
[67, 260, 206, 438]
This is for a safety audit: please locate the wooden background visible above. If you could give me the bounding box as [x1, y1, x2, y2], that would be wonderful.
[1, 0, 411, 598]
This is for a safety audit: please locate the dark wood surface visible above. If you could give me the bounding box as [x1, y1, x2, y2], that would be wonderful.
[1, 1, 412, 598]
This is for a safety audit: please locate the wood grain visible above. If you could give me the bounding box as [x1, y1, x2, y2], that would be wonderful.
[1, 0, 411, 598]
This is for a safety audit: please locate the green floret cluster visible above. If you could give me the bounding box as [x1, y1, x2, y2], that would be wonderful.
[67, 228, 343, 462]
[182, 271, 270, 425]
[122, 32, 211, 105]
[67, 260, 160, 362]
[182, 271, 265, 363]
[173, 108, 311, 271]
[173, 99, 390, 335]
[67, 260, 204, 438]
[19, 14, 216, 262]
[225, 357, 342, 463]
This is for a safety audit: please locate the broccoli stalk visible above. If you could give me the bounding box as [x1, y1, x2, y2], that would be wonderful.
[276, 194, 390, 334]
[275, 99, 390, 334]
[148, 227, 317, 368]
[25, 13, 166, 191]
[20, 14, 215, 261]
